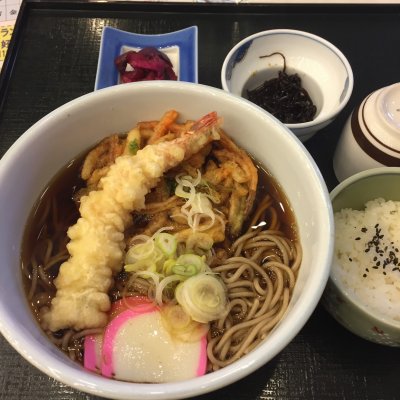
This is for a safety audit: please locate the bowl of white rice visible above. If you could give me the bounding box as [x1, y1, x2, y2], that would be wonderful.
[323, 167, 400, 346]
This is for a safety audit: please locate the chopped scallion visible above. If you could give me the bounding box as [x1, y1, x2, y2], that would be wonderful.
[155, 232, 177, 258]
[128, 139, 139, 155]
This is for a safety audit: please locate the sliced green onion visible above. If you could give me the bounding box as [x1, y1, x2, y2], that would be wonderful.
[151, 247, 165, 273]
[160, 304, 210, 342]
[125, 240, 154, 263]
[134, 270, 161, 284]
[172, 264, 197, 277]
[162, 259, 176, 276]
[155, 232, 177, 258]
[176, 254, 207, 274]
[155, 274, 184, 306]
[175, 273, 227, 323]
[128, 139, 139, 155]
[124, 259, 157, 273]
[162, 304, 192, 330]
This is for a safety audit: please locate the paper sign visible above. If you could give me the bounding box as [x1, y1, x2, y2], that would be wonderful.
[0, 24, 13, 62]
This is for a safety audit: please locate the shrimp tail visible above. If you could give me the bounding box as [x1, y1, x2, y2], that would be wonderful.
[166, 111, 222, 168]
[189, 111, 221, 132]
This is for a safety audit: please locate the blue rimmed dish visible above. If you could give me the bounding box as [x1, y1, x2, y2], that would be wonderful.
[95, 26, 198, 90]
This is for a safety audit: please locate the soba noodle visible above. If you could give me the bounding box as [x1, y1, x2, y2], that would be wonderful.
[206, 197, 301, 370]
[21, 114, 301, 377]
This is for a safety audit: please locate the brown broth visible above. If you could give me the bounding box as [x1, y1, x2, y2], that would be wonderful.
[254, 164, 298, 241]
[21, 154, 84, 318]
[20, 144, 298, 331]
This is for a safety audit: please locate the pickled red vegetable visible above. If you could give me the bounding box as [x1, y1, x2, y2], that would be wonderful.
[115, 47, 177, 83]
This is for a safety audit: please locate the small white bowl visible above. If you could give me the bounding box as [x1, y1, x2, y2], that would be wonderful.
[0, 81, 333, 399]
[323, 167, 400, 346]
[333, 82, 400, 182]
[221, 29, 354, 142]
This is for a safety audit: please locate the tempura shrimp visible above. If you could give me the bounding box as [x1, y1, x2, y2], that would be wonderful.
[42, 111, 221, 332]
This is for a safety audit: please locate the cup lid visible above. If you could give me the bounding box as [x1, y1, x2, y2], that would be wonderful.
[364, 83, 400, 150]
[379, 83, 400, 130]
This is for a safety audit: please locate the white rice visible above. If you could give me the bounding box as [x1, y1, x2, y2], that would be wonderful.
[334, 198, 400, 322]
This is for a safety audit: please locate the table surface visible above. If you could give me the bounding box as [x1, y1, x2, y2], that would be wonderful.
[0, 1, 400, 399]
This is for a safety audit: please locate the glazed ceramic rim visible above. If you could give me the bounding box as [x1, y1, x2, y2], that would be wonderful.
[330, 166, 400, 329]
[221, 28, 354, 130]
[0, 81, 333, 400]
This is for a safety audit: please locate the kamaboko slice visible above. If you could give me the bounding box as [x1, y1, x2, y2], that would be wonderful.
[84, 301, 207, 382]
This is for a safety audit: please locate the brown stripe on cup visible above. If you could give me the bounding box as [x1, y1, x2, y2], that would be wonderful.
[352, 95, 400, 166]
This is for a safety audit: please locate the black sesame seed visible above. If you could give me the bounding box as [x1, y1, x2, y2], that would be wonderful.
[363, 274, 367, 278]
[361, 227, 368, 233]
[383, 271, 387, 275]
[373, 256, 378, 261]
[365, 248, 370, 253]
[372, 266, 379, 269]
[349, 257, 353, 262]
[355, 237, 361, 241]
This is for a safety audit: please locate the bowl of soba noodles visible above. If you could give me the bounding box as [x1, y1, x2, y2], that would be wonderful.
[0, 81, 333, 399]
